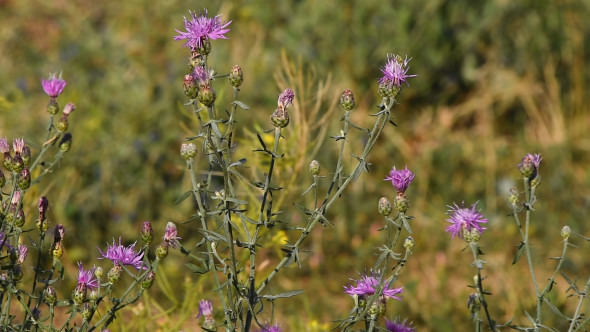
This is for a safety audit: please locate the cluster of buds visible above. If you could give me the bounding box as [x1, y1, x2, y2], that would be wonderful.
[270, 88, 295, 128]
[0, 138, 32, 191]
[188, 66, 216, 106]
[50, 224, 66, 259]
[518, 153, 542, 188]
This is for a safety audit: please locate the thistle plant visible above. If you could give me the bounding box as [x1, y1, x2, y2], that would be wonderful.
[0, 74, 168, 331]
[172, 8, 417, 332]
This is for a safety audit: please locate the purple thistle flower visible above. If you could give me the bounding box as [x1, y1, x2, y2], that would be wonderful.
[344, 270, 403, 300]
[385, 317, 416, 332]
[385, 165, 415, 194]
[76, 262, 99, 290]
[258, 324, 282, 332]
[193, 66, 209, 85]
[0, 137, 9, 154]
[98, 238, 145, 270]
[445, 202, 488, 239]
[277, 88, 295, 109]
[163, 222, 181, 249]
[12, 138, 25, 155]
[41, 73, 67, 98]
[174, 9, 231, 49]
[197, 299, 213, 318]
[379, 55, 417, 88]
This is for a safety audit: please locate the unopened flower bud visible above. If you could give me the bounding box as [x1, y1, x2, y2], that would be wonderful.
[180, 143, 198, 160]
[21, 146, 31, 167]
[63, 102, 75, 116]
[89, 289, 99, 302]
[561, 225, 571, 240]
[14, 208, 25, 227]
[403, 236, 415, 252]
[47, 98, 59, 115]
[141, 270, 156, 289]
[183, 74, 198, 99]
[18, 169, 31, 190]
[51, 241, 63, 259]
[2, 153, 12, 172]
[507, 187, 519, 207]
[155, 244, 168, 259]
[59, 133, 72, 152]
[530, 175, 541, 189]
[72, 283, 87, 304]
[198, 85, 216, 107]
[94, 266, 104, 280]
[393, 193, 409, 213]
[270, 108, 289, 128]
[309, 160, 320, 176]
[378, 197, 392, 217]
[11, 155, 24, 172]
[11, 265, 23, 281]
[229, 65, 243, 88]
[141, 221, 154, 244]
[107, 264, 122, 284]
[44, 286, 57, 305]
[340, 89, 355, 111]
[56, 115, 69, 132]
[81, 303, 91, 321]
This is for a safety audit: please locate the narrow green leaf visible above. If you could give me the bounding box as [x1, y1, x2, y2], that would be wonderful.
[512, 241, 526, 264]
[261, 289, 305, 300]
[233, 100, 250, 110]
[174, 190, 194, 205]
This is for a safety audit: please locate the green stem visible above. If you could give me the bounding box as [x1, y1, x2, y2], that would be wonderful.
[568, 274, 590, 332]
[470, 242, 497, 332]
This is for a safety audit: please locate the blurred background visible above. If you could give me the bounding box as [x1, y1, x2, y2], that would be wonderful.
[1, 0, 589, 330]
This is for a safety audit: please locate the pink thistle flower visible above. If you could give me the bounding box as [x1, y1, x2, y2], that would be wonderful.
[163, 222, 181, 249]
[445, 201, 488, 239]
[379, 55, 417, 88]
[63, 103, 76, 116]
[98, 238, 145, 270]
[278, 88, 295, 109]
[385, 317, 416, 332]
[344, 270, 403, 300]
[41, 73, 67, 98]
[385, 165, 415, 194]
[0, 138, 10, 154]
[197, 299, 213, 318]
[174, 9, 231, 49]
[12, 138, 25, 155]
[76, 262, 99, 290]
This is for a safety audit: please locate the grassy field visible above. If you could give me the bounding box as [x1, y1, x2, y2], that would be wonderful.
[1, 0, 589, 330]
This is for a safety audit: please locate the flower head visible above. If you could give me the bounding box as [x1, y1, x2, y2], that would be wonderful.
[63, 103, 76, 116]
[385, 317, 416, 332]
[518, 153, 542, 178]
[0, 137, 9, 154]
[258, 324, 282, 332]
[98, 238, 144, 270]
[163, 222, 181, 249]
[277, 88, 295, 109]
[445, 201, 488, 239]
[385, 165, 415, 194]
[174, 9, 231, 49]
[344, 270, 403, 300]
[41, 73, 67, 98]
[12, 138, 25, 155]
[77, 262, 99, 290]
[379, 55, 416, 88]
[197, 299, 213, 318]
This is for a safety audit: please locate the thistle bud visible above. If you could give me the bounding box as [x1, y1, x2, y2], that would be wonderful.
[403, 236, 415, 252]
[47, 98, 59, 115]
[11, 155, 24, 173]
[229, 65, 243, 88]
[141, 221, 154, 244]
[21, 146, 31, 167]
[270, 108, 289, 128]
[155, 244, 168, 259]
[63, 102, 75, 116]
[507, 187, 519, 207]
[94, 266, 104, 280]
[18, 169, 31, 190]
[530, 175, 541, 189]
[340, 89, 355, 111]
[56, 115, 69, 132]
[107, 264, 122, 284]
[378, 197, 392, 217]
[141, 270, 156, 289]
[11, 265, 23, 281]
[59, 133, 72, 152]
[198, 85, 216, 107]
[561, 225, 571, 240]
[44, 286, 57, 305]
[2, 154, 12, 172]
[393, 193, 409, 213]
[180, 143, 198, 161]
[89, 289, 99, 302]
[14, 208, 25, 227]
[309, 160, 320, 176]
[81, 303, 92, 321]
[51, 241, 63, 259]
[72, 283, 87, 304]
[183, 74, 198, 99]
